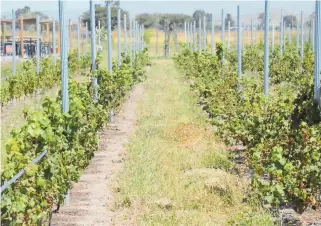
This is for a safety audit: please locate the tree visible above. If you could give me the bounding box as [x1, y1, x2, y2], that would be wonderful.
[81, 4, 129, 31]
[284, 15, 297, 28]
[135, 13, 192, 30]
[193, 10, 205, 27]
[15, 6, 31, 18]
[258, 12, 272, 29]
[258, 12, 265, 29]
[225, 13, 235, 28]
[105, 0, 120, 7]
[14, 6, 48, 20]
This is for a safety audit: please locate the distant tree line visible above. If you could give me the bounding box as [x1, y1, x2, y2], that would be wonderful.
[15, 6, 49, 19]
[81, 5, 236, 31]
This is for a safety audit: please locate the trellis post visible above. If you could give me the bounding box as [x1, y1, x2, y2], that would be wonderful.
[203, 16, 207, 50]
[36, 15, 40, 74]
[117, 7, 121, 67]
[53, 20, 57, 65]
[107, 1, 112, 72]
[77, 17, 80, 61]
[237, 6, 241, 78]
[228, 20, 231, 50]
[301, 11, 304, 61]
[12, 10, 16, 75]
[124, 14, 127, 56]
[212, 14, 215, 55]
[264, 0, 270, 96]
[90, 0, 98, 101]
[314, 0, 320, 104]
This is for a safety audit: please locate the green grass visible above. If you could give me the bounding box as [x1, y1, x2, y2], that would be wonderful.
[1, 61, 23, 78]
[114, 60, 274, 225]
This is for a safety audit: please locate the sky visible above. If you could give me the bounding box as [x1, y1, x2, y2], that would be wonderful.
[1, 0, 316, 21]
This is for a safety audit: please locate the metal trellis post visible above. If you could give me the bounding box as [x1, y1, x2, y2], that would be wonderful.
[314, 0, 320, 104]
[228, 20, 231, 50]
[221, 9, 225, 63]
[36, 15, 40, 74]
[98, 20, 101, 47]
[124, 14, 127, 56]
[199, 18, 202, 52]
[203, 16, 207, 50]
[280, 10, 284, 54]
[59, 0, 70, 205]
[193, 21, 197, 52]
[184, 21, 187, 43]
[90, 0, 98, 101]
[237, 6, 241, 78]
[107, 1, 112, 73]
[86, 22, 88, 55]
[251, 19, 254, 45]
[212, 14, 215, 55]
[53, 20, 57, 65]
[264, 0, 270, 96]
[301, 11, 304, 61]
[12, 10, 16, 75]
[117, 7, 121, 67]
[77, 17, 80, 61]
[296, 19, 299, 53]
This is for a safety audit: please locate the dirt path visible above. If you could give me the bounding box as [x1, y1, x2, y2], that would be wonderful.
[51, 83, 144, 226]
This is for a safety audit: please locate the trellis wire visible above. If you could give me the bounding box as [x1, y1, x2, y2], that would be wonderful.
[0, 150, 48, 195]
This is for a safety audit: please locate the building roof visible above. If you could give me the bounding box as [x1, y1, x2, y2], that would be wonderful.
[1, 18, 54, 25]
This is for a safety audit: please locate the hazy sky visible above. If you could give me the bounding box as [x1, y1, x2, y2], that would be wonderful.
[1, 0, 316, 21]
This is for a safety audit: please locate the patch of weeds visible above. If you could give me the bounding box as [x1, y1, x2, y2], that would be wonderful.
[121, 196, 132, 207]
[201, 149, 232, 170]
[227, 208, 274, 226]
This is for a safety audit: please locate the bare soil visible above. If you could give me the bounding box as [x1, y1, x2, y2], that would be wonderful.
[51, 83, 144, 226]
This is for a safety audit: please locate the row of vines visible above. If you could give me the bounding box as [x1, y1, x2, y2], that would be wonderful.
[174, 42, 321, 214]
[0, 51, 91, 107]
[1, 49, 151, 224]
